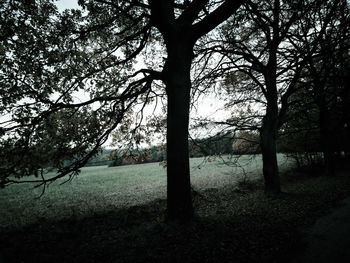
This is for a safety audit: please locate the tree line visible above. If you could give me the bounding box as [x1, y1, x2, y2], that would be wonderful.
[107, 132, 235, 167]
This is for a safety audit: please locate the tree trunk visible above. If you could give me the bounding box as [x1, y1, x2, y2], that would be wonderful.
[163, 39, 194, 222]
[260, 115, 281, 195]
[260, 73, 281, 195]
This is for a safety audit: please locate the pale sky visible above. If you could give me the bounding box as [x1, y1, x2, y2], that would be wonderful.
[55, 0, 80, 12]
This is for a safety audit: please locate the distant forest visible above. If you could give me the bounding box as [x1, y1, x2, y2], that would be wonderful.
[88, 128, 337, 167]
[87, 132, 237, 167]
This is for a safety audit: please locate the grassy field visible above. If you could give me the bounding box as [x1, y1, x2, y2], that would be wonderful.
[1, 154, 350, 263]
[0, 154, 292, 230]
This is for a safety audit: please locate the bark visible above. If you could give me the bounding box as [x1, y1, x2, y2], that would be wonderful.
[163, 35, 194, 221]
[258, 0, 281, 195]
[260, 69, 281, 195]
[148, 0, 246, 221]
[260, 107, 281, 195]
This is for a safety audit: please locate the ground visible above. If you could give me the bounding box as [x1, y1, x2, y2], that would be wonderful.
[294, 197, 350, 263]
[0, 166, 349, 263]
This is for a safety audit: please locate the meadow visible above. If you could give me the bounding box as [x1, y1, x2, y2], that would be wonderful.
[1, 154, 350, 263]
[0, 154, 292, 231]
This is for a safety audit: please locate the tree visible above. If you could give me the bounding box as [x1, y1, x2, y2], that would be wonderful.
[232, 130, 259, 154]
[195, 0, 342, 195]
[1, 0, 248, 221]
[1, 0, 156, 184]
[276, 86, 322, 168]
[288, 0, 350, 174]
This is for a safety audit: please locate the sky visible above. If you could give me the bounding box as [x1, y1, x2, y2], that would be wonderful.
[55, 0, 80, 12]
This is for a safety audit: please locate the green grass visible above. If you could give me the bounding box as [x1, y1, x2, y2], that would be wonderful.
[1, 155, 350, 263]
[0, 154, 292, 230]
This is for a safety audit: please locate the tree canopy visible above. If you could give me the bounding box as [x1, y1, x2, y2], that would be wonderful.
[1, 0, 349, 220]
[1, 0, 248, 221]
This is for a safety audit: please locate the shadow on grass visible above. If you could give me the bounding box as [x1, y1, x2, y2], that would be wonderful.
[1, 174, 350, 263]
[0, 207, 299, 262]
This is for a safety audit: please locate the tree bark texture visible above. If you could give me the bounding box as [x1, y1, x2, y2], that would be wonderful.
[149, 0, 246, 221]
[260, 2, 282, 195]
[260, 110, 281, 195]
[260, 71, 281, 195]
[163, 36, 194, 221]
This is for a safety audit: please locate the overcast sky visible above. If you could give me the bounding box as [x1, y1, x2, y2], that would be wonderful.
[55, 0, 80, 12]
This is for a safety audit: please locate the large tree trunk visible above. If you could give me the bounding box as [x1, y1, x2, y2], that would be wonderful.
[260, 72, 281, 195]
[163, 39, 194, 221]
[260, 111, 281, 195]
[148, 0, 246, 222]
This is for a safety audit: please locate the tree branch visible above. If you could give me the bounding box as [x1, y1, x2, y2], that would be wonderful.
[192, 0, 246, 40]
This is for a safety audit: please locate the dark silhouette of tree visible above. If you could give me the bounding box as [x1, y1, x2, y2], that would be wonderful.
[1, 0, 159, 185]
[194, 0, 343, 195]
[1, 0, 249, 221]
[287, 0, 350, 175]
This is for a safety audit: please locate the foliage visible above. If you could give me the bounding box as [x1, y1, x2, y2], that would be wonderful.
[0, 1, 248, 206]
[276, 0, 350, 170]
[0, 0, 156, 186]
[1, 0, 349, 223]
[193, 0, 349, 187]
[84, 149, 113, 166]
[108, 132, 236, 167]
[232, 130, 260, 154]
[189, 132, 234, 157]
